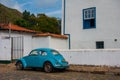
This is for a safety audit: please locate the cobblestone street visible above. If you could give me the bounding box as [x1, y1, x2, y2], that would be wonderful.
[0, 63, 120, 80]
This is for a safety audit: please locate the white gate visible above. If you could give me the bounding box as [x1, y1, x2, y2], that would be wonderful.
[11, 36, 24, 60]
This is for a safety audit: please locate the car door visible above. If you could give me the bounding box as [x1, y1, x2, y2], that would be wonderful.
[24, 50, 40, 67]
[37, 50, 48, 67]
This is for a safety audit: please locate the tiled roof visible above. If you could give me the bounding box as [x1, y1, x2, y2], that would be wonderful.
[33, 33, 68, 39]
[0, 23, 36, 33]
[0, 23, 67, 39]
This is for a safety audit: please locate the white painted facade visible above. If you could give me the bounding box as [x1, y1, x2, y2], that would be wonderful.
[62, 0, 120, 49]
[0, 37, 11, 61]
[32, 36, 68, 50]
[59, 49, 120, 67]
[0, 31, 33, 61]
[32, 37, 49, 49]
[0, 30, 68, 61]
[49, 37, 68, 49]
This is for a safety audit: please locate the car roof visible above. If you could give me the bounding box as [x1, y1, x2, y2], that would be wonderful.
[33, 48, 55, 51]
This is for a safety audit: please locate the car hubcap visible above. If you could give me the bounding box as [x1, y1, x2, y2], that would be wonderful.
[16, 62, 23, 70]
[44, 63, 52, 72]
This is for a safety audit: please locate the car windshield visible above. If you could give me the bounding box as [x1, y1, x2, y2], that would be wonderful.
[51, 50, 60, 55]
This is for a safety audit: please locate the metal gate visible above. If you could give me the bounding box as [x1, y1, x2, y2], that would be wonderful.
[11, 36, 24, 60]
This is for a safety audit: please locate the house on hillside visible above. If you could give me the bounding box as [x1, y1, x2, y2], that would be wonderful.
[0, 23, 68, 63]
[62, 0, 120, 49]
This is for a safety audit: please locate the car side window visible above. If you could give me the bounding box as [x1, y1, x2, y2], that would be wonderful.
[39, 51, 47, 56]
[29, 50, 38, 56]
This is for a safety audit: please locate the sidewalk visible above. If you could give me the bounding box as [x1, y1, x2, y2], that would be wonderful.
[68, 65, 120, 75]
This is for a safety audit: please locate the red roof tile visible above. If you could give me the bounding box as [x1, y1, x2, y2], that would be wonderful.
[0, 23, 36, 33]
[0, 23, 67, 39]
[33, 33, 68, 39]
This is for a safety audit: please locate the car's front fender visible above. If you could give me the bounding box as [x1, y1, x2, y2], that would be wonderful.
[16, 58, 27, 68]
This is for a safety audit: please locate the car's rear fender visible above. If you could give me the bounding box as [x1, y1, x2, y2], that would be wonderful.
[43, 58, 57, 68]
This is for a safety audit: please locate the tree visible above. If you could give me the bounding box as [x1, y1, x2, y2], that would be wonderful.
[22, 10, 30, 20]
[35, 14, 60, 34]
[15, 19, 29, 28]
[15, 11, 61, 34]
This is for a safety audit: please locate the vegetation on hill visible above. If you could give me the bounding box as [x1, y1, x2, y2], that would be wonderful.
[0, 3, 22, 23]
[0, 3, 61, 34]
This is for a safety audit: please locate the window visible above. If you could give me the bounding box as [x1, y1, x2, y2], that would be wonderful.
[51, 50, 60, 55]
[83, 7, 96, 29]
[29, 50, 38, 56]
[96, 41, 104, 49]
[39, 51, 47, 56]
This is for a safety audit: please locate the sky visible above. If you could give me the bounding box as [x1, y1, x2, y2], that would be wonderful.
[0, 0, 62, 18]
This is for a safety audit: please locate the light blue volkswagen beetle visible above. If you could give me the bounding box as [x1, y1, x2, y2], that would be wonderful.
[15, 48, 69, 73]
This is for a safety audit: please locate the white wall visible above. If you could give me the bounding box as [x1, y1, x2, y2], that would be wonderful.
[0, 31, 33, 59]
[59, 49, 120, 67]
[0, 31, 11, 61]
[32, 37, 50, 49]
[0, 37, 11, 60]
[62, 0, 120, 49]
[10, 32, 33, 56]
[32, 36, 68, 50]
[23, 34, 33, 56]
[50, 37, 68, 49]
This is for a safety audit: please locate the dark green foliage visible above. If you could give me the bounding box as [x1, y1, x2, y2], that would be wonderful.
[16, 11, 61, 34]
[15, 19, 29, 28]
[34, 14, 61, 34]
[0, 3, 61, 34]
[22, 10, 30, 21]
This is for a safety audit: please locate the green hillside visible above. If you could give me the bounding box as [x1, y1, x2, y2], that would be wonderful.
[0, 3, 22, 23]
[0, 3, 61, 34]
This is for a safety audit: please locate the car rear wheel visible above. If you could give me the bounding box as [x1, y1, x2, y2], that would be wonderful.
[44, 62, 53, 73]
[16, 61, 23, 70]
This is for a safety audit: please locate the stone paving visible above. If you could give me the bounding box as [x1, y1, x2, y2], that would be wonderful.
[0, 63, 120, 80]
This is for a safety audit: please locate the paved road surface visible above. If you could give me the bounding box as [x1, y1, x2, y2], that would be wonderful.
[0, 63, 120, 80]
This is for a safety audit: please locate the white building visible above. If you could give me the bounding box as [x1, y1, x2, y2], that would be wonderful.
[62, 0, 120, 49]
[0, 23, 36, 63]
[32, 33, 68, 50]
[0, 23, 68, 63]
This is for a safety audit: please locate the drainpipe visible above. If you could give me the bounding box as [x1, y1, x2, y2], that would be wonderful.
[9, 22, 11, 39]
[62, 0, 71, 49]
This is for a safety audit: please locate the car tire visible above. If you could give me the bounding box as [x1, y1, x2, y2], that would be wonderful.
[44, 62, 53, 73]
[16, 61, 23, 70]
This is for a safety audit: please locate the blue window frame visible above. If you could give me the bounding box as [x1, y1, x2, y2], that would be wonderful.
[83, 7, 96, 29]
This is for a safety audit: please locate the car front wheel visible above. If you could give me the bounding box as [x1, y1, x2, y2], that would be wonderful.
[16, 61, 23, 70]
[44, 62, 53, 73]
